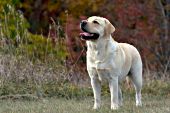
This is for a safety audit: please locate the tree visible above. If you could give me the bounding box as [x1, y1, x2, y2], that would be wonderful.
[14, 0, 170, 75]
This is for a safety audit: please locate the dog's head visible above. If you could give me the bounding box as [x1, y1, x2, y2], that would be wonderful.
[80, 16, 115, 40]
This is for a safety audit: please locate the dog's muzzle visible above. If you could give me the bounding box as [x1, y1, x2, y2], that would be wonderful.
[79, 20, 99, 40]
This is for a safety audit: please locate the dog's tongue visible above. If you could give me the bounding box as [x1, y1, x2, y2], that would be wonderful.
[79, 32, 93, 37]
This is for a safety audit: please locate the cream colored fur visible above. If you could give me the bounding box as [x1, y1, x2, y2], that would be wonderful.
[83, 16, 142, 110]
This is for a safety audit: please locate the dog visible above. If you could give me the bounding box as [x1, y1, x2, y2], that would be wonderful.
[79, 16, 142, 110]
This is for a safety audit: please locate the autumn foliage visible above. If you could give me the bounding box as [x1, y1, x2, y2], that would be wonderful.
[2, 0, 170, 76]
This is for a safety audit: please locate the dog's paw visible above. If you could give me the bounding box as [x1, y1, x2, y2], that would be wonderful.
[93, 104, 100, 110]
[111, 104, 119, 110]
[136, 102, 142, 107]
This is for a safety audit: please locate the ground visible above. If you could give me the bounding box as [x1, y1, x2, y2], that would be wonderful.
[0, 94, 169, 113]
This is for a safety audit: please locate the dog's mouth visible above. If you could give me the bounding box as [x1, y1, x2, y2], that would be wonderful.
[79, 27, 99, 40]
[79, 32, 99, 40]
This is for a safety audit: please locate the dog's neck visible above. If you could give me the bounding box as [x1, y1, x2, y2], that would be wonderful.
[86, 35, 116, 50]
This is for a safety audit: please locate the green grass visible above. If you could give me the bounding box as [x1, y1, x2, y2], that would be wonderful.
[0, 94, 170, 113]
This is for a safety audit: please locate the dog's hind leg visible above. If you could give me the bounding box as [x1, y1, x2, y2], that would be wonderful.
[130, 59, 143, 106]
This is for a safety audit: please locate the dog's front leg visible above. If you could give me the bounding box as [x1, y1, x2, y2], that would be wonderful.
[90, 76, 101, 109]
[88, 69, 101, 109]
[109, 76, 119, 110]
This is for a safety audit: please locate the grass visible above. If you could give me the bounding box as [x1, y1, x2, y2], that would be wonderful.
[0, 94, 170, 113]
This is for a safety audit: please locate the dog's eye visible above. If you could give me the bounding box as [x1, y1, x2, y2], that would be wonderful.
[93, 20, 99, 24]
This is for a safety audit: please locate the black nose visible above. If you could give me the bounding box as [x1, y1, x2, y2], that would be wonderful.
[80, 20, 87, 27]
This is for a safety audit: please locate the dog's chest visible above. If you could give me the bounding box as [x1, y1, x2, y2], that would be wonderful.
[87, 39, 117, 69]
[86, 40, 118, 70]
[87, 50, 116, 70]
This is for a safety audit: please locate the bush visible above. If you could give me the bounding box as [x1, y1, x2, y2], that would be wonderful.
[0, 2, 67, 62]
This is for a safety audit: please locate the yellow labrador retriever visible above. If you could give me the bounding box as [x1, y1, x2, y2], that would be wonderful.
[80, 16, 142, 110]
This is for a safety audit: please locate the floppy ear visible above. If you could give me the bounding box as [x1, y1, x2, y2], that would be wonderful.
[104, 19, 115, 36]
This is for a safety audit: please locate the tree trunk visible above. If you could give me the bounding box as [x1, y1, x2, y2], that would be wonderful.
[155, 0, 169, 40]
[154, 0, 170, 74]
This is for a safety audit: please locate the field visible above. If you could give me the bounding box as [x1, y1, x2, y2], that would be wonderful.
[0, 94, 170, 113]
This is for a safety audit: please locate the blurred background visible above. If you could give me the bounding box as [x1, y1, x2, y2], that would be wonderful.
[0, 0, 170, 99]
